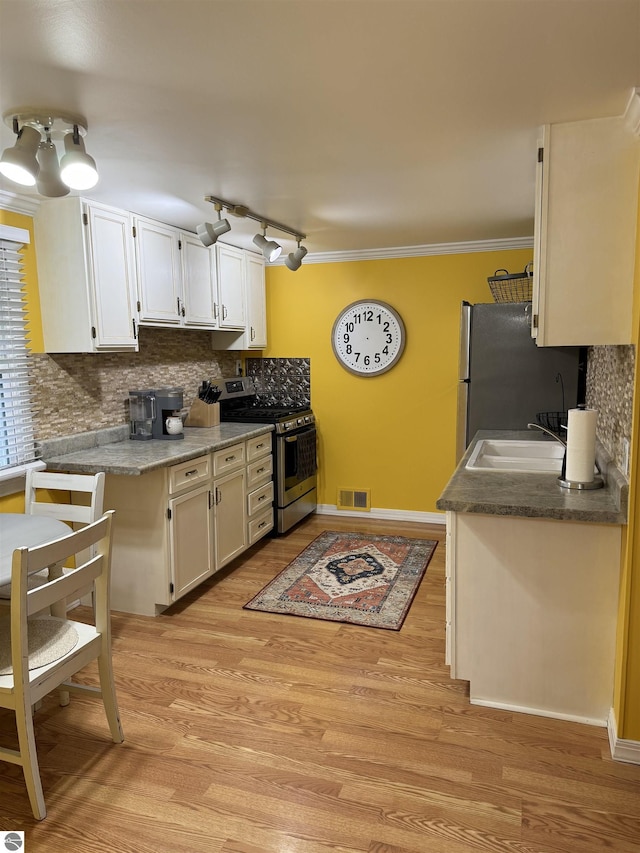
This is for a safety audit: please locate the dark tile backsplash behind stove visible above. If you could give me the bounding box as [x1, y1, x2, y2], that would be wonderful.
[246, 358, 311, 407]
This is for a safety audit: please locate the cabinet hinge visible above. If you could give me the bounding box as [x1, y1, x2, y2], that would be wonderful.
[169, 582, 174, 594]
[82, 212, 89, 226]
[532, 314, 539, 329]
[132, 225, 137, 238]
[137, 300, 141, 312]
[91, 326, 96, 339]
[178, 239, 182, 250]
[537, 147, 544, 163]
[167, 508, 172, 520]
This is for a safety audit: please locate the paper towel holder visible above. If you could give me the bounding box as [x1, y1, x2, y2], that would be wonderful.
[557, 474, 604, 490]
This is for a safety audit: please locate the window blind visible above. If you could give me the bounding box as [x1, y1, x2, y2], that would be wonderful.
[0, 231, 39, 471]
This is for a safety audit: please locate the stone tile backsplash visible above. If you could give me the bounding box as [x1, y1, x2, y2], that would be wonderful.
[28, 326, 238, 440]
[586, 344, 635, 477]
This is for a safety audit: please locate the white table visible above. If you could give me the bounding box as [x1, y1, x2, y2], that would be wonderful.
[0, 514, 72, 587]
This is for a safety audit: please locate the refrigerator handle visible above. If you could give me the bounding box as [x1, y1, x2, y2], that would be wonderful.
[459, 301, 471, 381]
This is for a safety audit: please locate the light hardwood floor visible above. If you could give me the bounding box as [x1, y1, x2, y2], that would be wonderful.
[1, 513, 639, 852]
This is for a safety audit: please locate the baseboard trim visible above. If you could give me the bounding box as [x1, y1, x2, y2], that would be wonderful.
[470, 696, 607, 727]
[316, 504, 445, 525]
[608, 708, 640, 763]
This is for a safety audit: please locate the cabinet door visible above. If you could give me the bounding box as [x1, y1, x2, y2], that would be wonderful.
[532, 117, 639, 346]
[168, 483, 213, 599]
[181, 232, 218, 327]
[216, 244, 246, 329]
[213, 468, 246, 570]
[244, 251, 267, 348]
[134, 217, 183, 325]
[86, 204, 139, 350]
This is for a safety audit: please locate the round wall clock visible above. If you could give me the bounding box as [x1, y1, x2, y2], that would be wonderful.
[331, 300, 406, 376]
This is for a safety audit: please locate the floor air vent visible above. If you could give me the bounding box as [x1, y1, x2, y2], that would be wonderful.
[337, 488, 371, 512]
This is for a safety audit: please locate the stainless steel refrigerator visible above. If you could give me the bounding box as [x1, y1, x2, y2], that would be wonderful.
[457, 302, 585, 461]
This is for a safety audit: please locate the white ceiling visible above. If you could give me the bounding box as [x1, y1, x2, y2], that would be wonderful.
[0, 0, 638, 256]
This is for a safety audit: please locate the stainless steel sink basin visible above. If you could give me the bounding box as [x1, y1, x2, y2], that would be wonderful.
[465, 439, 565, 473]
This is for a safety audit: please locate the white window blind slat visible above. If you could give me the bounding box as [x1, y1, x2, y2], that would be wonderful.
[0, 233, 39, 471]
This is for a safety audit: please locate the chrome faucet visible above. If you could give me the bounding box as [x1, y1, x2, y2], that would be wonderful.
[527, 422, 567, 448]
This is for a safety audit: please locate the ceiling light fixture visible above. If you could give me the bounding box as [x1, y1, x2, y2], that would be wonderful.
[284, 240, 308, 271]
[253, 224, 282, 262]
[196, 202, 232, 246]
[200, 195, 307, 269]
[0, 107, 99, 196]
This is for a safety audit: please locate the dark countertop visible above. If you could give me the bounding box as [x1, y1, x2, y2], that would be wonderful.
[40, 423, 274, 477]
[436, 430, 627, 525]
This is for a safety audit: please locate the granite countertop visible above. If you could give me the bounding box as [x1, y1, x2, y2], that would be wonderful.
[436, 430, 628, 525]
[40, 423, 274, 477]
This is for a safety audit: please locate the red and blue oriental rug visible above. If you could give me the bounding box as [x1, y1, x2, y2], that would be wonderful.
[244, 531, 437, 630]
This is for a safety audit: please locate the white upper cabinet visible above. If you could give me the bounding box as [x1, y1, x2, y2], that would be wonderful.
[532, 116, 640, 347]
[215, 243, 246, 329]
[210, 250, 267, 350]
[34, 197, 138, 353]
[134, 216, 183, 326]
[180, 231, 217, 327]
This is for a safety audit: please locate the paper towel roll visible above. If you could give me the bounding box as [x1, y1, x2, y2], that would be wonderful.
[565, 408, 597, 483]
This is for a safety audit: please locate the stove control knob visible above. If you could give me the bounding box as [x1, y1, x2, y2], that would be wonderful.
[304, 416, 311, 424]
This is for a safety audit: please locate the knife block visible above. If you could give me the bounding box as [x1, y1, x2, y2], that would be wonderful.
[185, 399, 220, 428]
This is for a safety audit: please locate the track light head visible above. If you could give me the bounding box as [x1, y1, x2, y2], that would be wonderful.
[59, 129, 99, 189]
[36, 140, 70, 197]
[253, 228, 282, 262]
[0, 125, 41, 186]
[285, 243, 308, 271]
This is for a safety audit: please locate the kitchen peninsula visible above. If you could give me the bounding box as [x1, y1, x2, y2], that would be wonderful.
[42, 422, 274, 616]
[437, 430, 627, 726]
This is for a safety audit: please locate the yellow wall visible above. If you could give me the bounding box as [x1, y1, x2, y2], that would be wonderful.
[264, 249, 533, 514]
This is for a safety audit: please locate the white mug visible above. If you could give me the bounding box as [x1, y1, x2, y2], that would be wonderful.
[165, 416, 183, 435]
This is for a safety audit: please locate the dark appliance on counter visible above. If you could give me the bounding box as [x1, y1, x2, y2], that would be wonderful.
[218, 377, 317, 534]
[457, 302, 586, 461]
[128, 387, 185, 441]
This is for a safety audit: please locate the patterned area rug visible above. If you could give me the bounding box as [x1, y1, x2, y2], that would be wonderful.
[244, 531, 438, 630]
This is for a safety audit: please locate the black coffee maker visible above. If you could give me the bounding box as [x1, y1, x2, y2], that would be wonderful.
[129, 387, 184, 441]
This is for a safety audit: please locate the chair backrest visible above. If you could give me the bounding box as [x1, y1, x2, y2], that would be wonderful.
[9, 511, 115, 671]
[24, 470, 105, 527]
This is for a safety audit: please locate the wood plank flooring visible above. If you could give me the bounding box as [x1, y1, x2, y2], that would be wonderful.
[1, 514, 639, 852]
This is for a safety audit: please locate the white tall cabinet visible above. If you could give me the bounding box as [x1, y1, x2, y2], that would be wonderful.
[34, 197, 139, 352]
[532, 115, 639, 346]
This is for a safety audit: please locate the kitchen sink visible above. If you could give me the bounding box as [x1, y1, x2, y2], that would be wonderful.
[465, 439, 565, 473]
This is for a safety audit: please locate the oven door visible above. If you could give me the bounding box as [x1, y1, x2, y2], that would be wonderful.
[276, 425, 317, 506]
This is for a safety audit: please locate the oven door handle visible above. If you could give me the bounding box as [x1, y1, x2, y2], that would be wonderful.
[284, 435, 298, 443]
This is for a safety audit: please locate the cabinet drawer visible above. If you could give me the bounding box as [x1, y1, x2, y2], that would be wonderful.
[247, 433, 272, 461]
[213, 442, 245, 476]
[247, 480, 274, 517]
[168, 455, 211, 495]
[248, 507, 274, 544]
[246, 454, 273, 489]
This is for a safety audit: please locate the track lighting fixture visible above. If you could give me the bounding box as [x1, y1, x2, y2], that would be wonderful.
[285, 240, 308, 271]
[0, 108, 99, 196]
[253, 225, 282, 262]
[196, 203, 231, 247]
[202, 195, 307, 269]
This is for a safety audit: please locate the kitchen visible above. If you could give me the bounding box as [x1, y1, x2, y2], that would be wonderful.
[1, 0, 640, 847]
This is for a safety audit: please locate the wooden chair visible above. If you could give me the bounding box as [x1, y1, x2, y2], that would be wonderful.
[0, 470, 106, 601]
[0, 510, 124, 820]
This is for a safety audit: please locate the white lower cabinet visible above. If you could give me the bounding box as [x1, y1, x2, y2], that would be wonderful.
[103, 432, 273, 616]
[447, 510, 622, 725]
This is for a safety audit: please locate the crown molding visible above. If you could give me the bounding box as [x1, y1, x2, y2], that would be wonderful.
[624, 87, 640, 138]
[274, 235, 534, 266]
[0, 189, 40, 216]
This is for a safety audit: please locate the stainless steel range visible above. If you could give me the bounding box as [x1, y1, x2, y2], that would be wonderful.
[218, 377, 317, 534]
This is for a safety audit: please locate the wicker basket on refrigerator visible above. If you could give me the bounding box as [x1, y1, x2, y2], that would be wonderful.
[487, 262, 533, 303]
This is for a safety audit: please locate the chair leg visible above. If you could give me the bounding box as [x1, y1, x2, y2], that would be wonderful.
[15, 704, 46, 820]
[97, 653, 124, 743]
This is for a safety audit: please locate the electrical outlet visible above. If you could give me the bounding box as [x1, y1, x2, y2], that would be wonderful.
[235, 359, 242, 376]
[622, 438, 630, 478]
